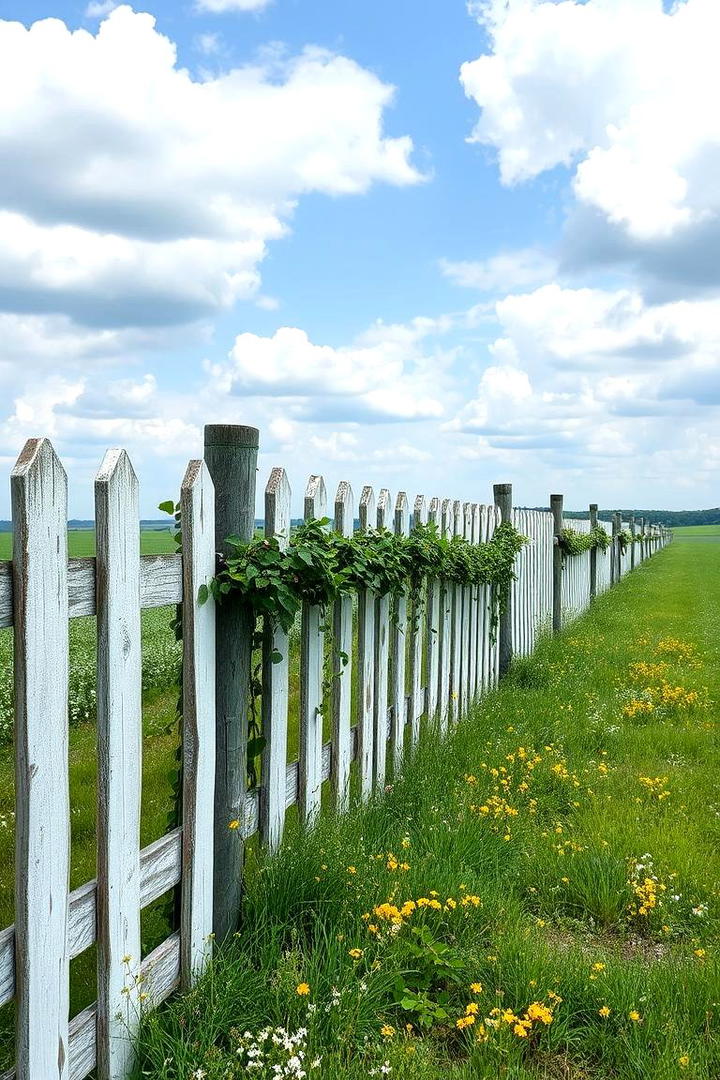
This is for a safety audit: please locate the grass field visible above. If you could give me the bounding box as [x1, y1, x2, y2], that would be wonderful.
[0, 527, 177, 560]
[670, 525, 720, 538]
[134, 534, 720, 1080]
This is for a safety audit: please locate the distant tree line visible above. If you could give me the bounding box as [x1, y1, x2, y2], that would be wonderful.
[532, 508, 720, 527]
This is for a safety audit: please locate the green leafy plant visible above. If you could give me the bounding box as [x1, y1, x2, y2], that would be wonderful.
[559, 524, 611, 558]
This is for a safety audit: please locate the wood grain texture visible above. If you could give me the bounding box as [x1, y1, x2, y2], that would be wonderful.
[468, 504, 479, 702]
[437, 499, 453, 733]
[204, 424, 258, 941]
[410, 496, 427, 744]
[180, 461, 216, 988]
[390, 492, 409, 770]
[331, 482, 354, 813]
[450, 500, 463, 723]
[261, 467, 291, 853]
[425, 498, 441, 724]
[461, 502, 473, 715]
[11, 438, 70, 1080]
[0, 831, 182, 1011]
[551, 495, 564, 634]
[357, 486, 376, 803]
[0, 554, 182, 631]
[374, 489, 392, 788]
[299, 475, 327, 825]
[95, 449, 143, 1080]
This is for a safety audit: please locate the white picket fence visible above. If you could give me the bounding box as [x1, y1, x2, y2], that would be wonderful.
[0, 430, 670, 1080]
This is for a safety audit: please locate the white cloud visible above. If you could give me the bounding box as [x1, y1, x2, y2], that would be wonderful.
[195, 0, 272, 12]
[440, 249, 556, 292]
[209, 322, 449, 421]
[448, 283, 720, 462]
[461, 0, 720, 243]
[0, 6, 419, 327]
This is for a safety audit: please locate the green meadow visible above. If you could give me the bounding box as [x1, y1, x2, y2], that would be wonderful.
[134, 531, 720, 1079]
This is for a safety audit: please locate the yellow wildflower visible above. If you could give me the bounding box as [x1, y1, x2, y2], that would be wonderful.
[296, 983, 310, 996]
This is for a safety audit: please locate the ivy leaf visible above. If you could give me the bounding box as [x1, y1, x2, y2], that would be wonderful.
[247, 735, 267, 759]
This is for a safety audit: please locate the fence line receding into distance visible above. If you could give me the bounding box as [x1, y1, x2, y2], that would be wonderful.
[0, 426, 670, 1080]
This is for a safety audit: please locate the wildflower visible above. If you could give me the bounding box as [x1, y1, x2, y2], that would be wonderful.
[526, 1002, 553, 1025]
[465, 1003, 479, 1016]
[679, 1056, 690, 1068]
[694, 948, 706, 959]
[228, 819, 240, 830]
[599, 1006, 611, 1018]
[296, 983, 310, 996]
[592, 962, 606, 972]
[628, 1010, 641, 1023]
[348, 948, 363, 959]
[470, 982, 483, 994]
[456, 1015, 475, 1029]
[347, 866, 357, 874]
[380, 1024, 395, 1038]
[513, 1022, 530, 1037]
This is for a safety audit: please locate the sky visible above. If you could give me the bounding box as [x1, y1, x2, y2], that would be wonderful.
[0, 0, 719, 517]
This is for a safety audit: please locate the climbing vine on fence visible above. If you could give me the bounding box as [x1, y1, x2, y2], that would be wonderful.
[200, 517, 523, 787]
[204, 518, 527, 632]
[559, 525, 612, 558]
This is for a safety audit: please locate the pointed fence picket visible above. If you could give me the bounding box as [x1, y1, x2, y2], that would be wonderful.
[374, 488, 392, 788]
[95, 449, 142, 1079]
[0, 428, 671, 1080]
[390, 492, 409, 770]
[299, 475, 327, 826]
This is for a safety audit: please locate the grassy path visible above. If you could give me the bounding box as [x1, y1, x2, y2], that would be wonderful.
[136, 535, 720, 1080]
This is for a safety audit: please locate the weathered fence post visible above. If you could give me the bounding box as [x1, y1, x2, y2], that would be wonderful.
[638, 517, 645, 563]
[261, 468, 291, 854]
[332, 483, 354, 812]
[493, 483, 513, 675]
[589, 503, 598, 602]
[11, 439, 70, 1080]
[551, 494, 563, 634]
[630, 514, 636, 570]
[95, 450, 142, 1078]
[390, 492, 409, 771]
[299, 475, 327, 826]
[358, 486, 376, 801]
[180, 459, 216, 988]
[203, 424, 259, 941]
[611, 512, 619, 584]
[375, 488, 392, 788]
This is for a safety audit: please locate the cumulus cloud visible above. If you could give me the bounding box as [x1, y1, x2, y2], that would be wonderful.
[0, 6, 419, 328]
[448, 282, 720, 463]
[208, 320, 451, 422]
[461, 0, 720, 293]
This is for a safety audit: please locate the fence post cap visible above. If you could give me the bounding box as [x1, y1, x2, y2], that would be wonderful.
[204, 424, 259, 449]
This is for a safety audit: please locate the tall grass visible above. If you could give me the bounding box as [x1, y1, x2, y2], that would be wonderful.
[135, 537, 720, 1079]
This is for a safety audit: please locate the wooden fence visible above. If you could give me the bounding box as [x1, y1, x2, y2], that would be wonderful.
[0, 426, 670, 1079]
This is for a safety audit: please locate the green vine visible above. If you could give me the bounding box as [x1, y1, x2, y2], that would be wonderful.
[559, 524, 611, 558]
[618, 529, 635, 553]
[204, 518, 526, 787]
[206, 518, 526, 632]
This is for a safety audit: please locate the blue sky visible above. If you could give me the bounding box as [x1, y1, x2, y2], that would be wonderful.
[0, 0, 718, 517]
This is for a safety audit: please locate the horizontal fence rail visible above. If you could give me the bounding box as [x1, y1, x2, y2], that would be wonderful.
[0, 428, 671, 1080]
